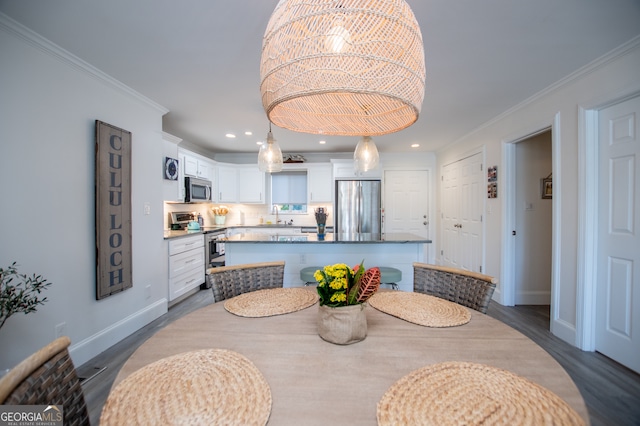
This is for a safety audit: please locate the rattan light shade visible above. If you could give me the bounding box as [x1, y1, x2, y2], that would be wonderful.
[260, 0, 426, 136]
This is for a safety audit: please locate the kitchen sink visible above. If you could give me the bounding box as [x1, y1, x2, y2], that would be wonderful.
[271, 235, 308, 242]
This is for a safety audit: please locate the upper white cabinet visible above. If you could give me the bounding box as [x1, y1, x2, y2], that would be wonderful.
[215, 163, 265, 204]
[237, 165, 265, 203]
[332, 159, 382, 179]
[216, 165, 238, 203]
[307, 164, 333, 202]
[181, 150, 214, 181]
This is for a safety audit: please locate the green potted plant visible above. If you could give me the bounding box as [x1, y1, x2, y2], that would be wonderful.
[1, 262, 51, 330]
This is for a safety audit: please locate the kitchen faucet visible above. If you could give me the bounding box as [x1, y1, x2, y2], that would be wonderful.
[272, 204, 281, 224]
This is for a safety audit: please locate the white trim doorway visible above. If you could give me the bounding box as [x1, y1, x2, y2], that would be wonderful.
[578, 88, 640, 352]
[501, 114, 565, 337]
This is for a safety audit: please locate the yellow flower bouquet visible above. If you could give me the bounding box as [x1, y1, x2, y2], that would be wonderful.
[314, 261, 381, 307]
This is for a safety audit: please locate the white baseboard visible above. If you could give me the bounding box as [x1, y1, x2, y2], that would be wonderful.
[515, 291, 551, 305]
[70, 299, 168, 366]
[551, 316, 578, 347]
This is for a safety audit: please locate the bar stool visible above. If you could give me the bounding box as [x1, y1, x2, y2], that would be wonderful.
[300, 266, 321, 286]
[379, 267, 401, 290]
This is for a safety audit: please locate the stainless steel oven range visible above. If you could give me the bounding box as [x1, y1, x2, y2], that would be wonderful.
[206, 230, 226, 268]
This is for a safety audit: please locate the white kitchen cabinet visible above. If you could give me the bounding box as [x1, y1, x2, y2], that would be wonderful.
[332, 159, 382, 179]
[216, 165, 238, 202]
[307, 164, 333, 202]
[215, 164, 265, 204]
[182, 150, 214, 180]
[168, 234, 205, 301]
[238, 165, 265, 203]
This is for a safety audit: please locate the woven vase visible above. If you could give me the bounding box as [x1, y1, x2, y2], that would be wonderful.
[317, 303, 367, 345]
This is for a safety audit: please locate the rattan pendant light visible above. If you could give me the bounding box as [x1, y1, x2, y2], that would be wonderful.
[260, 0, 426, 137]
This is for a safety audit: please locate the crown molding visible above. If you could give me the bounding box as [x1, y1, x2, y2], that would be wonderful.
[0, 12, 169, 115]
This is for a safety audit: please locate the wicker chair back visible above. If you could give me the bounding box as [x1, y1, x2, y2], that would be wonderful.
[0, 336, 90, 426]
[413, 263, 497, 314]
[207, 261, 285, 302]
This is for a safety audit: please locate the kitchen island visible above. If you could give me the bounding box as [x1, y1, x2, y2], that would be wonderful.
[223, 232, 431, 291]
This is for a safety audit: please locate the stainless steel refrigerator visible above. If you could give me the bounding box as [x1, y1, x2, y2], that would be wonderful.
[335, 180, 381, 236]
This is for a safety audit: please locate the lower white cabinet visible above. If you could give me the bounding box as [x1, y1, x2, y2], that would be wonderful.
[168, 234, 205, 301]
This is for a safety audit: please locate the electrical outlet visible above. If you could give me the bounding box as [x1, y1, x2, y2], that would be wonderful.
[55, 322, 67, 339]
[300, 254, 306, 264]
[143, 202, 151, 215]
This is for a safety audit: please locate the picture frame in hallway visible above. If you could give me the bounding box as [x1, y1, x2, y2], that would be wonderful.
[541, 177, 552, 199]
[487, 182, 497, 199]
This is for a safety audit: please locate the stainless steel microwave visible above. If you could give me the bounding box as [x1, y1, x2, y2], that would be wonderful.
[184, 176, 212, 202]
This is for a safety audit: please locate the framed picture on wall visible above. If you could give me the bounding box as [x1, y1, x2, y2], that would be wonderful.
[541, 177, 552, 199]
[488, 166, 497, 182]
[164, 157, 179, 180]
[488, 182, 497, 199]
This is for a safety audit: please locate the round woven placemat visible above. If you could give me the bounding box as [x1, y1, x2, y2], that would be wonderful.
[224, 287, 319, 317]
[377, 361, 585, 426]
[100, 349, 271, 426]
[368, 291, 471, 327]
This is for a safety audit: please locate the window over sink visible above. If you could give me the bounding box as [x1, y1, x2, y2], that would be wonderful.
[271, 171, 308, 213]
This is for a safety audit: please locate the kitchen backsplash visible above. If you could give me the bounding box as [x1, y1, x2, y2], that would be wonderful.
[163, 202, 333, 229]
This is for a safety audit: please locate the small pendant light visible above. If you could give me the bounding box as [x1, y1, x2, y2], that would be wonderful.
[353, 136, 379, 173]
[257, 123, 283, 173]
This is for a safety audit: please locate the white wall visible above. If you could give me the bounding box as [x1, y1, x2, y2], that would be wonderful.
[0, 16, 169, 368]
[436, 36, 640, 347]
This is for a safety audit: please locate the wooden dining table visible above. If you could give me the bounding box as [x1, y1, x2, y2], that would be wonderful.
[104, 290, 589, 425]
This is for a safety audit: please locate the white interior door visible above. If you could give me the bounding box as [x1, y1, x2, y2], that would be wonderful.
[596, 95, 640, 373]
[441, 153, 484, 272]
[458, 153, 483, 272]
[441, 161, 460, 267]
[384, 170, 430, 259]
[384, 170, 429, 236]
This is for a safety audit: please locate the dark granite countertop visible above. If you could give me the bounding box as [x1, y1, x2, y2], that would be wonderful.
[163, 225, 335, 240]
[163, 227, 227, 240]
[222, 232, 431, 244]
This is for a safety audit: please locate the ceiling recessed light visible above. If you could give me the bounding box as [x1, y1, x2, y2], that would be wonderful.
[411, 143, 420, 148]
[256, 141, 263, 145]
[245, 131, 253, 136]
[319, 140, 326, 144]
[225, 133, 236, 138]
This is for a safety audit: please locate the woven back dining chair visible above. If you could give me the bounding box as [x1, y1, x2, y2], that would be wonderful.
[0, 336, 90, 426]
[413, 263, 497, 314]
[207, 261, 285, 302]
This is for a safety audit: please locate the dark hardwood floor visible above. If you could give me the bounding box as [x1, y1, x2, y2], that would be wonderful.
[77, 290, 640, 425]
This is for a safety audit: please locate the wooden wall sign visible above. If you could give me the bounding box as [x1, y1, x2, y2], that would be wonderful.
[95, 120, 132, 299]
